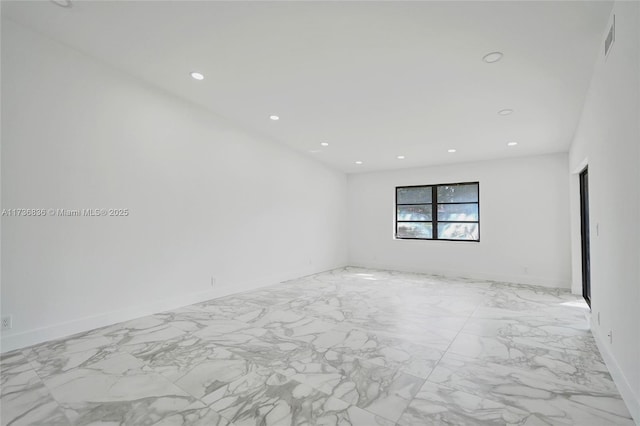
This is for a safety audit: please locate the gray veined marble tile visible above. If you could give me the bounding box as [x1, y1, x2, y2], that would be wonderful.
[307, 325, 443, 379]
[465, 307, 591, 339]
[191, 318, 258, 336]
[447, 332, 616, 392]
[0, 349, 27, 362]
[23, 330, 113, 367]
[189, 324, 314, 372]
[1, 351, 69, 426]
[398, 381, 531, 426]
[1, 267, 635, 425]
[321, 356, 424, 422]
[483, 283, 580, 313]
[427, 353, 634, 425]
[194, 308, 335, 348]
[151, 401, 233, 426]
[279, 350, 424, 423]
[189, 297, 266, 315]
[305, 304, 461, 351]
[42, 352, 198, 425]
[154, 303, 275, 334]
[204, 283, 327, 311]
[174, 358, 268, 403]
[204, 369, 394, 426]
[294, 297, 471, 339]
[511, 329, 598, 357]
[103, 321, 195, 357]
[472, 302, 590, 326]
[221, 333, 316, 372]
[134, 336, 246, 383]
[150, 310, 221, 334]
[0, 388, 68, 426]
[1, 350, 32, 376]
[388, 294, 482, 318]
[361, 322, 459, 352]
[288, 299, 350, 323]
[269, 315, 338, 343]
[28, 346, 121, 382]
[466, 307, 600, 358]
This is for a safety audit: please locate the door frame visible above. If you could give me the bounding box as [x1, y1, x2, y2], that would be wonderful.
[579, 166, 591, 307]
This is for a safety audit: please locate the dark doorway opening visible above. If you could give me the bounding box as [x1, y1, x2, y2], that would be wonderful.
[579, 167, 591, 307]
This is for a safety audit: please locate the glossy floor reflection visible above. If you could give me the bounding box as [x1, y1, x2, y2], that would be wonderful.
[0, 268, 634, 425]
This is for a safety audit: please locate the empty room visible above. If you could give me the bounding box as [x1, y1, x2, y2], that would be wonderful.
[1, 1, 639, 425]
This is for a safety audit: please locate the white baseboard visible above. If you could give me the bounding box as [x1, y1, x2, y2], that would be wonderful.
[592, 326, 640, 425]
[0, 263, 346, 354]
[348, 260, 571, 289]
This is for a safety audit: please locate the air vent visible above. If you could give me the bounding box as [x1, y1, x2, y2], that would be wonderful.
[605, 15, 615, 57]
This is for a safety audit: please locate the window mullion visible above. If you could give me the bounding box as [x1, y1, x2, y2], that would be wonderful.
[432, 186, 438, 240]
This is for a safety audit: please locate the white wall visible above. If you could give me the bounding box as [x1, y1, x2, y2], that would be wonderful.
[347, 153, 571, 288]
[568, 2, 640, 422]
[0, 20, 348, 352]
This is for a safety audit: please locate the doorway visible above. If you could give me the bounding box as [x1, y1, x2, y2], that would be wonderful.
[579, 167, 591, 307]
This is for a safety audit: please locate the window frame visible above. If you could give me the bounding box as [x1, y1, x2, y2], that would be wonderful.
[395, 181, 480, 242]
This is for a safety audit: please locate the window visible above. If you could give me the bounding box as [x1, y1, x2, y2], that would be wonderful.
[396, 182, 479, 241]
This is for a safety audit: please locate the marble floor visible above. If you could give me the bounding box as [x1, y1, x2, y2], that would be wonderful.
[0, 267, 635, 425]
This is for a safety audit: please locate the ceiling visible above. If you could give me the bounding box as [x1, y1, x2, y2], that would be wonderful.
[2, 1, 613, 173]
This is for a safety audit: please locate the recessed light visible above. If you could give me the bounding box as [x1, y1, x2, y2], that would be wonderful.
[397, 155, 405, 160]
[269, 115, 280, 121]
[507, 142, 518, 146]
[355, 161, 363, 165]
[448, 149, 457, 153]
[483, 52, 503, 63]
[50, 0, 72, 7]
[498, 109, 513, 115]
[190, 72, 204, 81]
[320, 142, 329, 147]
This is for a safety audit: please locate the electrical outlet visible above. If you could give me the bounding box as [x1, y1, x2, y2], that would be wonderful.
[1, 315, 12, 330]
[608, 330, 613, 344]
